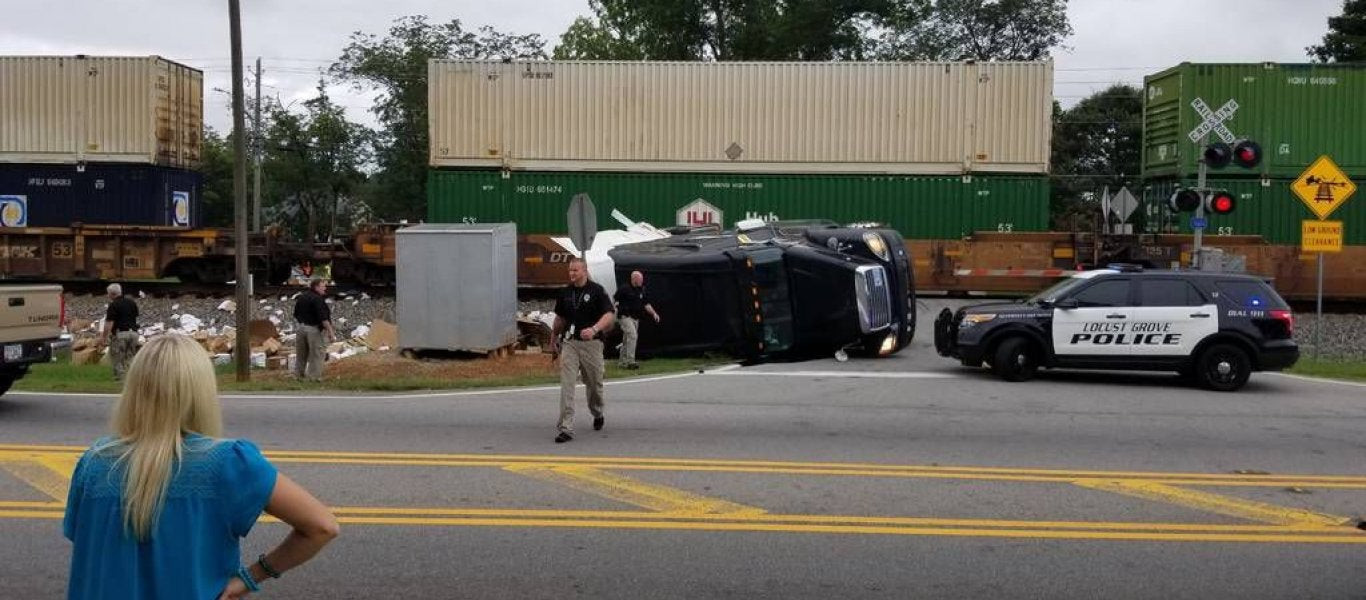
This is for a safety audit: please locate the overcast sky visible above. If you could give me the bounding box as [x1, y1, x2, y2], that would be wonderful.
[0, 0, 1346, 132]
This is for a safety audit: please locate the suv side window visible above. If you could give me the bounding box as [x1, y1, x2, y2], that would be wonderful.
[1215, 280, 1289, 309]
[1070, 279, 1131, 307]
[1139, 279, 1207, 307]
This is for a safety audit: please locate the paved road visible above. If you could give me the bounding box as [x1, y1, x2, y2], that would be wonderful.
[3, 301, 1365, 598]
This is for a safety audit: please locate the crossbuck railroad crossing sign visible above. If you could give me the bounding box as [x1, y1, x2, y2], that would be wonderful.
[1187, 98, 1239, 144]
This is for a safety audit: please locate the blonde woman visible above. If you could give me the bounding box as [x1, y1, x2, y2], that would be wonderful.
[63, 334, 339, 599]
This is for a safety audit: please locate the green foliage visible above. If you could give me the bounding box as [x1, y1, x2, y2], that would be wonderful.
[877, 0, 1071, 60]
[331, 16, 547, 221]
[554, 0, 889, 60]
[261, 81, 374, 242]
[1308, 0, 1366, 63]
[1049, 85, 1143, 231]
[199, 128, 236, 228]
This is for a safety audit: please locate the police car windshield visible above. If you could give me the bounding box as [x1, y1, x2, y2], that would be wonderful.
[1028, 277, 1088, 304]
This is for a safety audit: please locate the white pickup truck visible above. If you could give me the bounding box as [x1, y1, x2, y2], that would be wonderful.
[0, 284, 65, 395]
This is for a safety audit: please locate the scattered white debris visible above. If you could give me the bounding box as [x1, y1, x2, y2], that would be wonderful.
[273, 309, 284, 316]
[213, 354, 232, 366]
[217, 300, 236, 312]
[259, 299, 268, 304]
[280, 296, 288, 302]
[268, 316, 282, 327]
[336, 317, 347, 325]
[263, 305, 273, 312]
[325, 298, 335, 305]
[251, 352, 267, 369]
[360, 293, 370, 301]
[138, 291, 146, 299]
[350, 325, 371, 339]
[171, 303, 180, 311]
[179, 314, 203, 334]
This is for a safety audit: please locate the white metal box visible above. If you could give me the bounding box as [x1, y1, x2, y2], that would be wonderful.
[396, 223, 518, 353]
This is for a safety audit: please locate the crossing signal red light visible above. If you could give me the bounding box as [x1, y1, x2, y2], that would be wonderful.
[1168, 189, 1202, 212]
[1204, 143, 1233, 169]
[1206, 191, 1236, 215]
[1232, 140, 1261, 169]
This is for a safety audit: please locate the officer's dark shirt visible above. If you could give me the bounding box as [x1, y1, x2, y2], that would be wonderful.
[293, 290, 331, 327]
[614, 285, 648, 319]
[554, 280, 614, 338]
[105, 296, 138, 332]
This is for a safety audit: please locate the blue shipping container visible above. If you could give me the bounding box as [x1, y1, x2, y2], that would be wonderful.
[0, 163, 202, 228]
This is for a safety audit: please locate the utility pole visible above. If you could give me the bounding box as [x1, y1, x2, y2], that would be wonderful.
[229, 0, 250, 381]
[253, 57, 262, 233]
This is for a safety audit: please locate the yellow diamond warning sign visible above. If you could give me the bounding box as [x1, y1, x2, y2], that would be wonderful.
[1291, 156, 1356, 220]
[1302, 220, 1343, 253]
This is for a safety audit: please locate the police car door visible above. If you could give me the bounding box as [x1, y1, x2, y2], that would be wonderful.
[1129, 278, 1219, 357]
[1051, 278, 1134, 356]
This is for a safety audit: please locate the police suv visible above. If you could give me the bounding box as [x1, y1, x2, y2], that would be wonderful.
[933, 267, 1299, 391]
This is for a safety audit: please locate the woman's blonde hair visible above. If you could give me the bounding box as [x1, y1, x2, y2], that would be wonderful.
[104, 334, 222, 540]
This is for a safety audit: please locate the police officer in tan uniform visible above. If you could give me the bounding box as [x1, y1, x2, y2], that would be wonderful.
[550, 257, 615, 443]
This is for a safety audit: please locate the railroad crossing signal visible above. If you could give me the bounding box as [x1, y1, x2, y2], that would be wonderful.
[1206, 191, 1236, 215]
[1187, 98, 1239, 144]
[1291, 156, 1356, 221]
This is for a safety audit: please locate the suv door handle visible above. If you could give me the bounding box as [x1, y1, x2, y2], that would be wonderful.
[1190, 313, 1211, 318]
[1106, 314, 1126, 319]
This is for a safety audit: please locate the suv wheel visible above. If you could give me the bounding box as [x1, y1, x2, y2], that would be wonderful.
[992, 337, 1039, 382]
[1195, 344, 1251, 392]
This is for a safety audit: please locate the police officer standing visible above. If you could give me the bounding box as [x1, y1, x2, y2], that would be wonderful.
[550, 257, 615, 443]
[98, 283, 139, 380]
[613, 270, 660, 369]
[292, 277, 336, 381]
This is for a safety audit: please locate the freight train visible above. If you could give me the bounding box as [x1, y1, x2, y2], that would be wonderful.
[2, 57, 1364, 300]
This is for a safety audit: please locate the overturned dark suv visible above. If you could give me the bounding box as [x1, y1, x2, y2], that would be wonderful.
[608, 220, 915, 362]
[934, 267, 1299, 391]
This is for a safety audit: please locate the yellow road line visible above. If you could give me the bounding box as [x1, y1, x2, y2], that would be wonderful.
[5, 506, 1362, 543]
[504, 464, 767, 515]
[0, 457, 71, 501]
[328, 516, 1366, 544]
[0, 500, 63, 509]
[326, 506, 1355, 533]
[260, 457, 1366, 489]
[1073, 480, 1350, 527]
[5, 444, 1366, 485]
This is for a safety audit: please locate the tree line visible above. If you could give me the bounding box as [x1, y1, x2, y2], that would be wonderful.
[202, 0, 1365, 238]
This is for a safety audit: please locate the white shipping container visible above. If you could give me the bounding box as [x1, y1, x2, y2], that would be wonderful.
[429, 60, 1052, 175]
[0, 56, 203, 169]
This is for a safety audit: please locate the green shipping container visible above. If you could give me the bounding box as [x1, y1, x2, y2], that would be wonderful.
[427, 170, 1049, 239]
[1143, 63, 1366, 180]
[1139, 178, 1365, 245]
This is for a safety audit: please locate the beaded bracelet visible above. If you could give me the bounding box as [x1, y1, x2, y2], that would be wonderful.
[237, 565, 261, 593]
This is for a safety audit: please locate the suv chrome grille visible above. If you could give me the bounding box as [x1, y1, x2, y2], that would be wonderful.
[854, 265, 893, 334]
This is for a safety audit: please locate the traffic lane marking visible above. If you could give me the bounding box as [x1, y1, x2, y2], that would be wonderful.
[709, 370, 958, 379]
[1072, 480, 1348, 527]
[4, 506, 1363, 544]
[5, 445, 1366, 488]
[0, 454, 75, 501]
[504, 464, 766, 515]
[1269, 372, 1366, 388]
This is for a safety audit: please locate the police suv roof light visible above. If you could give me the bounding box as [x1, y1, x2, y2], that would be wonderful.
[1105, 263, 1144, 273]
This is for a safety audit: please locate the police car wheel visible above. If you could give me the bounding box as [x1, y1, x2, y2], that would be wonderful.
[1195, 344, 1251, 392]
[992, 337, 1039, 382]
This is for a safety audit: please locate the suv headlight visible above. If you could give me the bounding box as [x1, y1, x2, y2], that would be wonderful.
[862, 232, 890, 262]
